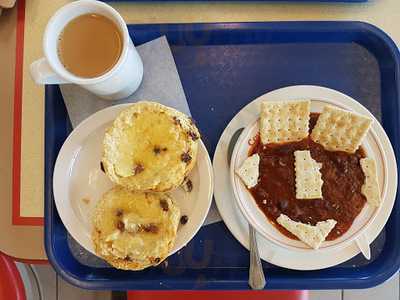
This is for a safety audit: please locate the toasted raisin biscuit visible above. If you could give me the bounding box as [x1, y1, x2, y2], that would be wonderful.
[92, 186, 180, 270]
[102, 101, 200, 192]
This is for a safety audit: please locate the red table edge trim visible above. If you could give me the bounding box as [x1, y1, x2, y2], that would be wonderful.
[12, 0, 44, 226]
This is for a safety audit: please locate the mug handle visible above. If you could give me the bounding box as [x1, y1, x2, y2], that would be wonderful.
[30, 58, 69, 84]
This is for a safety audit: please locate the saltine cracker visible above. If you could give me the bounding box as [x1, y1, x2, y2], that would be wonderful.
[277, 214, 337, 249]
[294, 150, 323, 199]
[260, 100, 310, 144]
[236, 154, 260, 188]
[360, 158, 381, 207]
[310, 105, 372, 153]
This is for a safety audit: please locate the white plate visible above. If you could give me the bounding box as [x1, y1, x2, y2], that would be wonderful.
[231, 100, 385, 253]
[53, 104, 214, 257]
[213, 85, 397, 270]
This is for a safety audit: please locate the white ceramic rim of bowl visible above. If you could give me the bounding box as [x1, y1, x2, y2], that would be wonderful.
[53, 103, 214, 257]
[230, 91, 394, 253]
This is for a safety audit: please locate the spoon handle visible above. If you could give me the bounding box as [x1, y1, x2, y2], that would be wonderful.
[248, 224, 266, 290]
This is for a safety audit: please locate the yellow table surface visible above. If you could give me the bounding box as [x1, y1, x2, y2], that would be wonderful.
[0, 0, 398, 260]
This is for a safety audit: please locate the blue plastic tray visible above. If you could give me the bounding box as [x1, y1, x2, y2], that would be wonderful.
[45, 21, 400, 290]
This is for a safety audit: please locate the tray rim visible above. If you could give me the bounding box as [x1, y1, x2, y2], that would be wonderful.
[45, 20, 400, 290]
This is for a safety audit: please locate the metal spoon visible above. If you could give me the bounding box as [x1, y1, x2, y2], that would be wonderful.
[248, 224, 266, 289]
[228, 127, 266, 290]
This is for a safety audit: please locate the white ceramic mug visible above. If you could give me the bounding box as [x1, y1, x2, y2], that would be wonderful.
[30, 0, 143, 100]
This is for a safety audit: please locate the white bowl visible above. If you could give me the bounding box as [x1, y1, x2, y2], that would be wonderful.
[230, 98, 387, 254]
